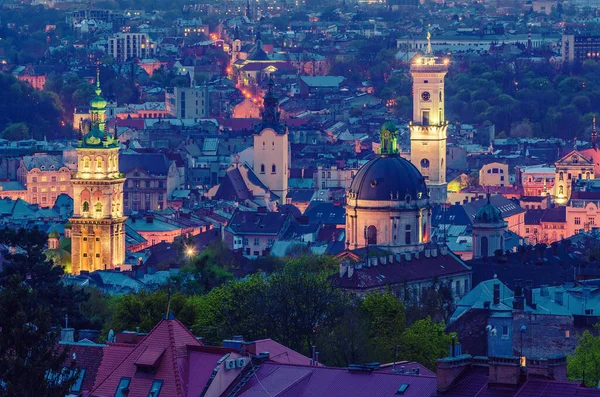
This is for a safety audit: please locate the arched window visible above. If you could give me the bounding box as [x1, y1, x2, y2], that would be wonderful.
[559, 172, 564, 181]
[481, 236, 489, 257]
[423, 223, 428, 243]
[95, 202, 102, 214]
[420, 158, 430, 169]
[586, 172, 591, 180]
[96, 157, 103, 171]
[405, 224, 411, 245]
[439, 91, 443, 102]
[366, 225, 377, 245]
[271, 164, 276, 174]
[260, 164, 265, 174]
[83, 157, 90, 170]
[272, 141, 275, 150]
[559, 186, 564, 195]
[262, 142, 266, 150]
[82, 201, 90, 213]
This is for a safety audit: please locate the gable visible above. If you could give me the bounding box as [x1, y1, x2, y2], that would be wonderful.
[555, 150, 594, 167]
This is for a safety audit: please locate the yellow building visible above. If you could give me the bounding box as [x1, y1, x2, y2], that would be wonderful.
[479, 162, 509, 187]
[554, 150, 594, 205]
[17, 154, 74, 207]
[346, 123, 431, 253]
[69, 71, 127, 275]
[409, 32, 449, 204]
[253, 78, 289, 204]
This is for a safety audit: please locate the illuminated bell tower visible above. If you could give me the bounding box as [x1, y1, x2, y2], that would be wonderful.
[69, 70, 126, 275]
[231, 25, 242, 65]
[409, 31, 449, 204]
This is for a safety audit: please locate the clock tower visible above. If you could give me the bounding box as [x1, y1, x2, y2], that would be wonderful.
[409, 32, 449, 204]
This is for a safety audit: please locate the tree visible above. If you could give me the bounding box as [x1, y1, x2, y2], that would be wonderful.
[1, 122, 29, 140]
[401, 317, 454, 370]
[360, 290, 405, 362]
[0, 227, 86, 325]
[0, 275, 77, 397]
[174, 241, 235, 295]
[568, 326, 600, 387]
[510, 119, 534, 138]
[105, 289, 196, 335]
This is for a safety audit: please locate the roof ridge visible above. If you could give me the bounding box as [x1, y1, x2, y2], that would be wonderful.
[168, 320, 185, 397]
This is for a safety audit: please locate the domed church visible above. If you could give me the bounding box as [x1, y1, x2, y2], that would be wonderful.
[346, 123, 432, 253]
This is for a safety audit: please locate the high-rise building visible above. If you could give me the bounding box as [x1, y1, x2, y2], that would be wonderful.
[253, 78, 289, 204]
[165, 86, 209, 119]
[409, 32, 449, 204]
[108, 33, 156, 63]
[69, 71, 126, 274]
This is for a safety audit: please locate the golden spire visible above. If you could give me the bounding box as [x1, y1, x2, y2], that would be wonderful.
[426, 25, 432, 55]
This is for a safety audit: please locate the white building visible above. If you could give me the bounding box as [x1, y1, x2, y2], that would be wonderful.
[108, 33, 156, 62]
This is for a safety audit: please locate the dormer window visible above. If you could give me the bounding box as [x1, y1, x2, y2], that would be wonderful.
[114, 377, 131, 397]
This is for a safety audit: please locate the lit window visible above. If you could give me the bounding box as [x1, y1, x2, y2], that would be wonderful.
[566, 330, 570, 338]
[41, 176, 47, 182]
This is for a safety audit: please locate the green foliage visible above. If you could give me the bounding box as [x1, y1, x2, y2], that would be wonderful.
[0, 276, 77, 397]
[401, 317, 455, 370]
[568, 326, 600, 387]
[104, 289, 196, 335]
[0, 74, 67, 140]
[174, 241, 235, 295]
[1, 122, 29, 141]
[360, 290, 405, 361]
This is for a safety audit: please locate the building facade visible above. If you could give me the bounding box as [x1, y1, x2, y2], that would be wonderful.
[165, 86, 209, 119]
[562, 34, 600, 64]
[69, 74, 126, 274]
[409, 36, 449, 204]
[108, 33, 156, 63]
[479, 162, 509, 187]
[346, 123, 431, 253]
[17, 154, 74, 207]
[471, 198, 507, 259]
[554, 150, 594, 205]
[253, 79, 289, 204]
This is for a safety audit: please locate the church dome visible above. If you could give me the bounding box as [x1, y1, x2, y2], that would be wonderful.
[474, 201, 503, 223]
[48, 229, 60, 239]
[90, 94, 107, 110]
[348, 154, 428, 201]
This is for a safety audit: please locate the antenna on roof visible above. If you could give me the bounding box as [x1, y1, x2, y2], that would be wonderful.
[165, 282, 172, 320]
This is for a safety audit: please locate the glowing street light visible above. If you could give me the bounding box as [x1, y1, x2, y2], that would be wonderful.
[185, 246, 196, 258]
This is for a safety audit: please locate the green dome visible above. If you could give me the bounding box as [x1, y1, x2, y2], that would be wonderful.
[64, 220, 72, 229]
[475, 202, 503, 223]
[48, 229, 60, 239]
[83, 126, 105, 146]
[90, 94, 107, 110]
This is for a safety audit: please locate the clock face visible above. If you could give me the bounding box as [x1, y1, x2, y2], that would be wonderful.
[421, 91, 431, 101]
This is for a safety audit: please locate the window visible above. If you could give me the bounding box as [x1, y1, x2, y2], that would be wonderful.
[243, 238, 248, 246]
[422, 111, 430, 126]
[61, 186, 66, 192]
[502, 325, 509, 338]
[526, 227, 530, 233]
[559, 186, 564, 195]
[455, 280, 461, 295]
[254, 238, 259, 246]
[464, 279, 469, 293]
[575, 217, 581, 225]
[322, 171, 325, 178]
[271, 164, 276, 174]
[405, 224, 411, 245]
[71, 368, 86, 393]
[481, 236, 489, 257]
[96, 253, 100, 258]
[590, 217, 596, 225]
[82, 201, 89, 213]
[148, 380, 163, 397]
[114, 377, 131, 397]
[420, 158, 430, 169]
[260, 164, 265, 174]
[366, 225, 377, 245]
[500, 176, 504, 181]
[41, 176, 47, 182]
[51, 176, 57, 182]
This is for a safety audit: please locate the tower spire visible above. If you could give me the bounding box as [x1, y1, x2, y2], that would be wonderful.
[95, 68, 101, 96]
[593, 117, 597, 150]
[426, 25, 432, 55]
[379, 122, 398, 155]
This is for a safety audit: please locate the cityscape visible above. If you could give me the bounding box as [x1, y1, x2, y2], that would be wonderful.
[2, 0, 600, 395]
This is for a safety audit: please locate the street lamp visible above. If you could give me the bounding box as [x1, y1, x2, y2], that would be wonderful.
[520, 325, 527, 367]
[185, 245, 196, 258]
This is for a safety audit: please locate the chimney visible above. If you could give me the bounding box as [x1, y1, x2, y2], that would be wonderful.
[395, 253, 402, 262]
[380, 256, 387, 265]
[388, 254, 394, 264]
[404, 252, 411, 261]
[493, 283, 500, 305]
[339, 261, 348, 277]
[514, 279, 523, 297]
[432, 248, 438, 257]
[555, 291, 564, 306]
[436, 355, 473, 393]
[370, 256, 378, 267]
[61, 328, 75, 343]
[547, 354, 567, 381]
[540, 285, 549, 297]
[425, 249, 431, 258]
[524, 280, 534, 308]
[488, 356, 521, 386]
[440, 246, 448, 255]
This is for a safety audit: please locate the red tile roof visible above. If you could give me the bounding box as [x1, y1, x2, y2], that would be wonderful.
[59, 342, 105, 395]
[238, 362, 437, 397]
[90, 319, 202, 397]
[246, 339, 314, 366]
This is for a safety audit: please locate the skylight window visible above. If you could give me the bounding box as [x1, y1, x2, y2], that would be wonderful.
[114, 377, 131, 397]
[148, 380, 163, 397]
